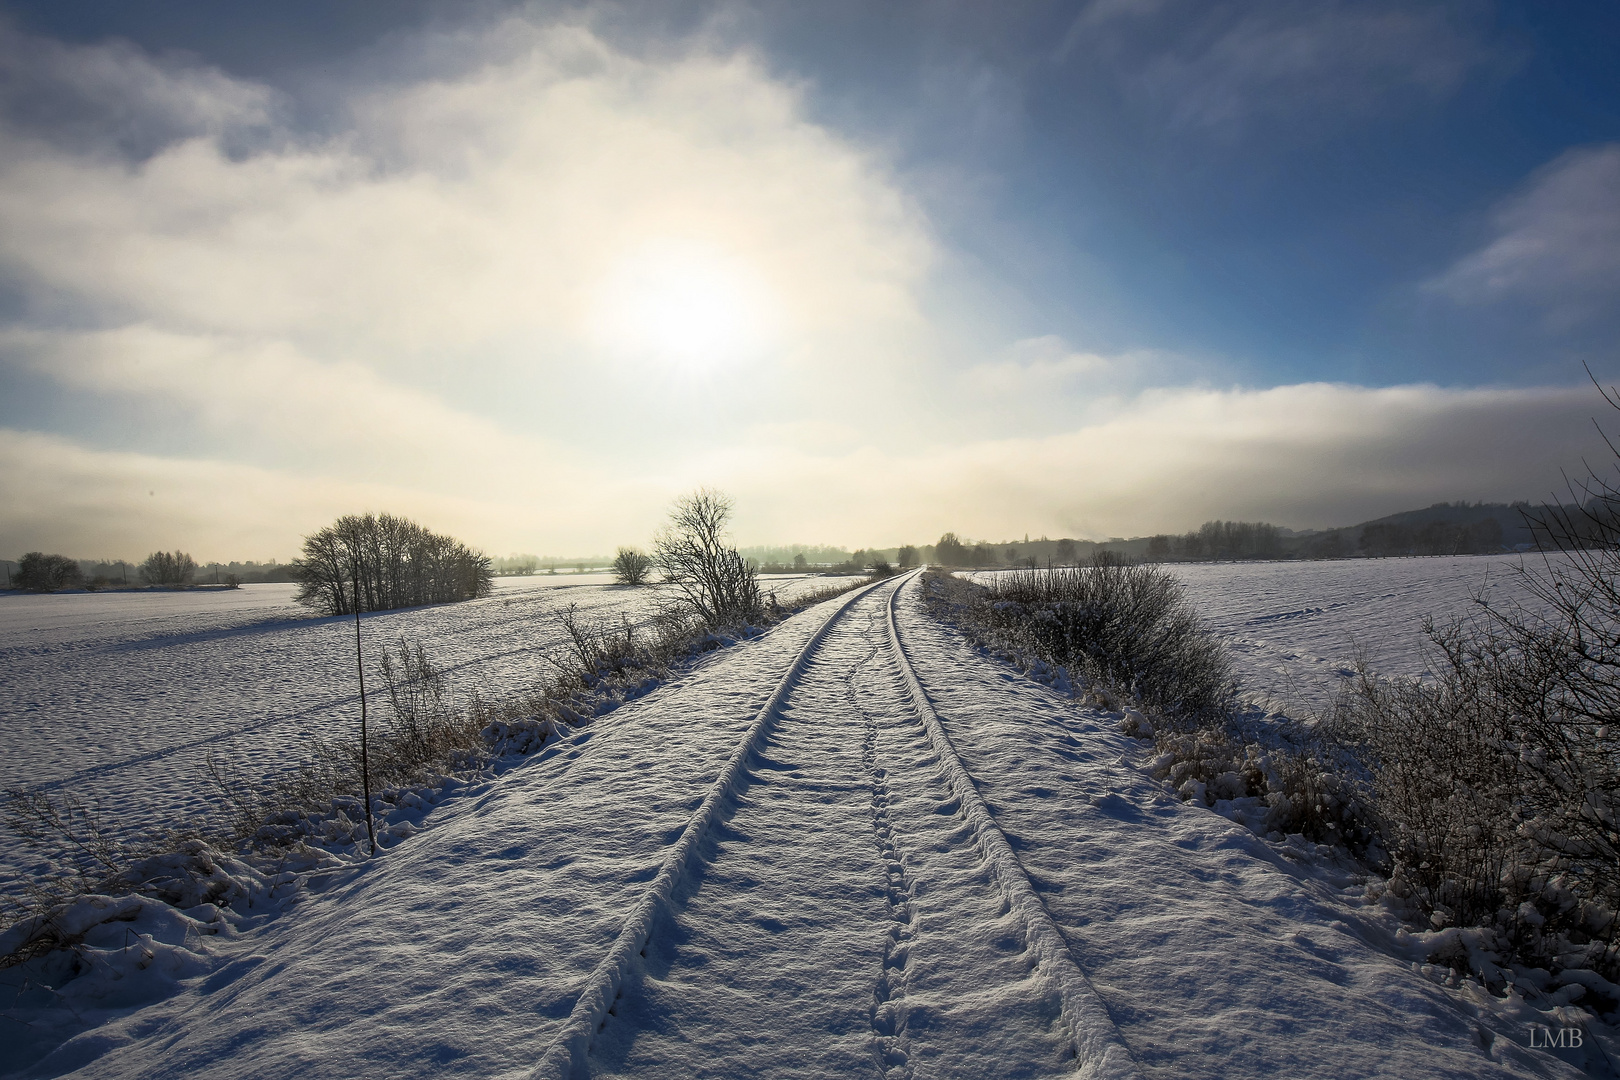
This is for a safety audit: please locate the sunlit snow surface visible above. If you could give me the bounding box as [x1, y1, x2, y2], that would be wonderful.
[979, 553, 1553, 714]
[0, 573, 834, 885]
[1, 574, 1590, 1080]
[1169, 553, 1553, 712]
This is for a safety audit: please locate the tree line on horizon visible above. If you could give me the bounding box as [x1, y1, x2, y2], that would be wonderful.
[3, 498, 1564, 596]
[8, 549, 207, 591]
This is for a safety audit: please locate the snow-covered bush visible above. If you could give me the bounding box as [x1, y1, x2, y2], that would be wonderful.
[925, 567, 1375, 846]
[1325, 606, 1620, 981]
[612, 546, 654, 586]
[974, 557, 1234, 728]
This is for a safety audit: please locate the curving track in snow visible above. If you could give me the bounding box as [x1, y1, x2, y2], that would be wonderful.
[544, 572, 1140, 1079]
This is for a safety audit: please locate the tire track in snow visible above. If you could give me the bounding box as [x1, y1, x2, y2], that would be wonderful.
[530, 576, 890, 1080]
[537, 572, 1140, 1078]
[884, 576, 1144, 1080]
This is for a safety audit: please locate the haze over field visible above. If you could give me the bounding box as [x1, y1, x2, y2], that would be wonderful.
[0, 1, 1617, 558]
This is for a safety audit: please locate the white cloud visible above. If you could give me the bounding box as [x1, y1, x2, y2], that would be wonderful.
[5, 325, 561, 491]
[0, 17, 1595, 559]
[4, 381, 1592, 559]
[0, 21, 279, 156]
[1426, 144, 1620, 328]
[0, 18, 935, 393]
[710, 381, 1601, 543]
[0, 16, 947, 556]
[1066, 1, 1498, 134]
[966, 336, 1116, 384]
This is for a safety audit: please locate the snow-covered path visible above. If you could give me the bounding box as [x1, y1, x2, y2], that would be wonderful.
[582, 581, 1102, 1079]
[15, 574, 1590, 1078]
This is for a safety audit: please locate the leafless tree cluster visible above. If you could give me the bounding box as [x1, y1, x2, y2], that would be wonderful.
[1145, 520, 1283, 562]
[612, 546, 654, 586]
[293, 513, 493, 616]
[1358, 518, 1504, 557]
[13, 552, 82, 591]
[140, 550, 196, 586]
[653, 489, 762, 627]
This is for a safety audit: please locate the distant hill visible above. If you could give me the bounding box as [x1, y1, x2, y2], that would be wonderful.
[936, 500, 1561, 568]
[1351, 501, 1540, 550]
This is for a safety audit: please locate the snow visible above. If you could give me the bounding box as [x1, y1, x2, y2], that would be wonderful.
[973, 553, 1555, 713]
[0, 573, 839, 885]
[1, 569, 1603, 1078]
[1165, 554, 1553, 712]
[896, 576, 1590, 1077]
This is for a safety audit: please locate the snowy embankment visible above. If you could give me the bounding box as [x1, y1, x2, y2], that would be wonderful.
[0, 573, 836, 885]
[1, 573, 1596, 1078]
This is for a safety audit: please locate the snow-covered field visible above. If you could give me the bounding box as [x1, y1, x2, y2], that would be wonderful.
[0, 573, 836, 885]
[976, 553, 1552, 714]
[1169, 553, 1552, 712]
[1, 571, 1600, 1079]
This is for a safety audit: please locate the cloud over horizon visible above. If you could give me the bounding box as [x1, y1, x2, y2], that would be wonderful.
[0, 12, 1606, 561]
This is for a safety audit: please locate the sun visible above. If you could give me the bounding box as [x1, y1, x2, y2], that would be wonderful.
[591, 243, 775, 370]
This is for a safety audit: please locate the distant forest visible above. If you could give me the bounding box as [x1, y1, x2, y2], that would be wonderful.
[0, 556, 302, 589]
[933, 500, 1546, 568]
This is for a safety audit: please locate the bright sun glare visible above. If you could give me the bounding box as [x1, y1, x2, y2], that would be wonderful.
[592, 244, 775, 370]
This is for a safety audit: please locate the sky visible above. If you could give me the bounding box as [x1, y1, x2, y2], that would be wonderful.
[0, 0, 1617, 560]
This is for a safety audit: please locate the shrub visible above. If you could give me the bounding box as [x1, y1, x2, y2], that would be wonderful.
[140, 550, 196, 587]
[979, 558, 1234, 727]
[1328, 635, 1532, 931]
[653, 489, 762, 628]
[925, 566, 1369, 846]
[612, 546, 654, 586]
[293, 513, 493, 616]
[14, 552, 82, 592]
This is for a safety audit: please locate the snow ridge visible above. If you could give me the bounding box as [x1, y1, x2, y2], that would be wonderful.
[530, 577, 889, 1080]
[885, 577, 1144, 1080]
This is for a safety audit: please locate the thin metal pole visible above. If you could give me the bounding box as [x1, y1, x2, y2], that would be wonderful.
[353, 553, 377, 856]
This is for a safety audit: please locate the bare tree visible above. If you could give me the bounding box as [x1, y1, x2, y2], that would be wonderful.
[15, 553, 83, 591]
[139, 550, 196, 587]
[896, 545, 918, 568]
[613, 546, 654, 586]
[653, 489, 762, 627]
